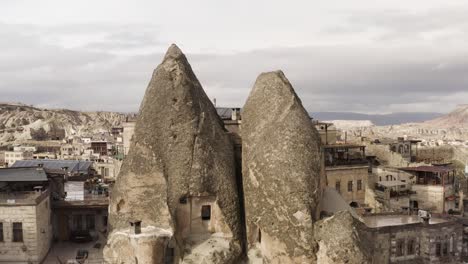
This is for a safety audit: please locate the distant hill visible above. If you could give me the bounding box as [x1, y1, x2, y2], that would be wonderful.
[424, 104, 468, 128]
[310, 112, 444, 126]
[0, 103, 126, 145]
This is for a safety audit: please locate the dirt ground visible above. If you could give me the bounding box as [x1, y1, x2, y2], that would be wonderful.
[43, 238, 106, 264]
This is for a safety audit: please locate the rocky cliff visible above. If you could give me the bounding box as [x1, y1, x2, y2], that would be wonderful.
[0, 103, 125, 145]
[425, 104, 468, 128]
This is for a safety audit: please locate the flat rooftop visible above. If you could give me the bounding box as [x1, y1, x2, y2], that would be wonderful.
[363, 215, 448, 228]
[399, 166, 454, 173]
[0, 189, 49, 205]
[324, 144, 365, 149]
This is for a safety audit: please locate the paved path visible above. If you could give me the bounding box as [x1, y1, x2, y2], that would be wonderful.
[43, 239, 105, 264]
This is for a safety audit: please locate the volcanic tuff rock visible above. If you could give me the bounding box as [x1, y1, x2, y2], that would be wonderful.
[106, 44, 242, 263]
[242, 71, 323, 263]
[0, 103, 125, 145]
[314, 211, 371, 264]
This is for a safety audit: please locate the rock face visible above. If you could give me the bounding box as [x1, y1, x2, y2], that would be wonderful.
[242, 71, 323, 263]
[314, 211, 371, 264]
[105, 44, 243, 263]
[0, 103, 126, 146]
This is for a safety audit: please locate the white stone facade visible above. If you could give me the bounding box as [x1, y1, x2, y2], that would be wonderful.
[0, 192, 52, 263]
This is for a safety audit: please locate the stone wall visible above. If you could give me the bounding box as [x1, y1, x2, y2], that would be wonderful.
[416, 146, 454, 164]
[0, 196, 51, 264]
[411, 185, 456, 213]
[326, 165, 368, 205]
[365, 143, 412, 168]
[363, 219, 463, 264]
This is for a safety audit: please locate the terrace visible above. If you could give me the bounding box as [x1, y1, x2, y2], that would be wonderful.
[399, 166, 455, 186]
[324, 144, 368, 167]
[0, 188, 49, 205]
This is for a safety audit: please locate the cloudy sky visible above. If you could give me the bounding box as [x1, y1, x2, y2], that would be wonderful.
[1, 0, 467, 113]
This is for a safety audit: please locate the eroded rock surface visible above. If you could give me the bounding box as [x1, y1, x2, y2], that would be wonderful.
[105, 44, 243, 263]
[314, 211, 371, 264]
[242, 71, 323, 263]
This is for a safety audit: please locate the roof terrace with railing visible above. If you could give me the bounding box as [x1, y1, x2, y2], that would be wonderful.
[0, 188, 49, 206]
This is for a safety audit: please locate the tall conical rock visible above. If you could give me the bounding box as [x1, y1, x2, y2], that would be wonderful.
[105, 44, 243, 263]
[242, 71, 323, 263]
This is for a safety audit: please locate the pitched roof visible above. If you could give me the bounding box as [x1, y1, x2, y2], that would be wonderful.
[11, 160, 93, 173]
[0, 167, 48, 182]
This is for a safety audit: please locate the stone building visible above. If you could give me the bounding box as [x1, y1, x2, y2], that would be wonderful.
[363, 213, 463, 263]
[314, 121, 339, 145]
[122, 118, 136, 156]
[400, 165, 458, 214]
[324, 144, 369, 206]
[4, 150, 33, 167]
[52, 181, 109, 242]
[0, 152, 5, 167]
[371, 167, 415, 211]
[91, 141, 108, 156]
[0, 167, 52, 264]
[388, 138, 422, 162]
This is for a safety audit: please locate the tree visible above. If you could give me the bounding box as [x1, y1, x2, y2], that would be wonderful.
[30, 127, 48, 141]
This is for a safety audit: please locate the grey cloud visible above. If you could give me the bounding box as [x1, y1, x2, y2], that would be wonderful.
[0, 22, 467, 114]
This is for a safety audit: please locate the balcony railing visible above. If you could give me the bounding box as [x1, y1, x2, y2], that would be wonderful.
[325, 159, 368, 167]
[0, 189, 49, 205]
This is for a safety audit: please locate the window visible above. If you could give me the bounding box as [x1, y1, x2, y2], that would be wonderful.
[436, 242, 441, 257]
[443, 242, 448, 256]
[396, 239, 404, 256]
[179, 197, 187, 204]
[103, 216, 108, 227]
[450, 235, 454, 254]
[86, 215, 95, 230]
[357, 180, 362, 191]
[347, 181, 353, 192]
[12, 222, 23, 242]
[335, 181, 341, 193]
[73, 215, 83, 231]
[407, 239, 415, 255]
[0, 223, 3, 242]
[201, 205, 211, 221]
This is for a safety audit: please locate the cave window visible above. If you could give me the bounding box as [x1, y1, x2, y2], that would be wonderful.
[201, 205, 211, 221]
[164, 246, 175, 264]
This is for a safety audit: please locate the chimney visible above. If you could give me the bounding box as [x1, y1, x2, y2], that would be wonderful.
[213, 98, 217, 107]
[130, 221, 142, 234]
[231, 108, 240, 121]
[418, 209, 431, 225]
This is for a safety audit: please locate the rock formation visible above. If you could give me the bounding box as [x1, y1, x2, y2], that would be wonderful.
[314, 211, 371, 264]
[104, 44, 243, 263]
[241, 71, 323, 263]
